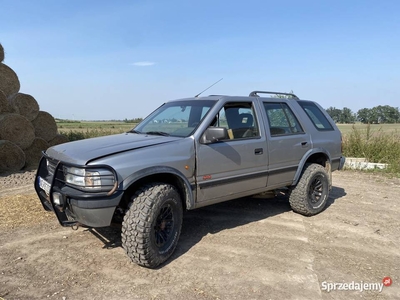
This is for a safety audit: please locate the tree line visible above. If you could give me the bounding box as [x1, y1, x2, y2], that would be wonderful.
[325, 105, 400, 124]
[123, 117, 143, 123]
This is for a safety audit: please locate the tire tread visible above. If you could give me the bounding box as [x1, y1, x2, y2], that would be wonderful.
[121, 183, 182, 268]
[289, 163, 329, 216]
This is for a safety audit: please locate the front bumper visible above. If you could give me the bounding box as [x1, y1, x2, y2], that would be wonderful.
[34, 154, 123, 227]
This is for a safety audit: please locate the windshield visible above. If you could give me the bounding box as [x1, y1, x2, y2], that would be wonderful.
[133, 100, 216, 137]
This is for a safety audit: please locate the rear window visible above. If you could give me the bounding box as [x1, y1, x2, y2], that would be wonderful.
[298, 101, 333, 131]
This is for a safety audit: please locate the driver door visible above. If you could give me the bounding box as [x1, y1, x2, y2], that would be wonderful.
[195, 100, 268, 204]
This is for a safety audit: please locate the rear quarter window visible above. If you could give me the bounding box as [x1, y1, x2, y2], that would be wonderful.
[298, 101, 334, 131]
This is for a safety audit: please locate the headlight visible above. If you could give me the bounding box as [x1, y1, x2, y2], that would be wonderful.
[64, 166, 115, 192]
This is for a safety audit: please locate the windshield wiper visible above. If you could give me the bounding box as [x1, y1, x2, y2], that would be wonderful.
[145, 131, 170, 136]
[128, 129, 142, 134]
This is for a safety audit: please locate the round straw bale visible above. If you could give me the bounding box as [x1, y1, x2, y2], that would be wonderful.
[23, 137, 49, 169]
[0, 90, 13, 113]
[0, 43, 4, 62]
[0, 113, 35, 150]
[0, 140, 26, 173]
[9, 92, 39, 121]
[48, 133, 69, 147]
[0, 63, 20, 97]
[31, 111, 58, 142]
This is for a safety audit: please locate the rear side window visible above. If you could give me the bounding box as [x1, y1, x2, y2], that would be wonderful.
[298, 101, 334, 131]
[263, 102, 304, 136]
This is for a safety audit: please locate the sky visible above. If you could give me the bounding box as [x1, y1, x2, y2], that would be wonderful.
[1, 0, 399, 120]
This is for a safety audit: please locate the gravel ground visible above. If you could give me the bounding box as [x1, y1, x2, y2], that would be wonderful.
[0, 170, 399, 300]
[0, 170, 37, 196]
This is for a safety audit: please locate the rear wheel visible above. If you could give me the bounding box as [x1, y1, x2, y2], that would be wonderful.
[121, 183, 183, 268]
[289, 164, 329, 216]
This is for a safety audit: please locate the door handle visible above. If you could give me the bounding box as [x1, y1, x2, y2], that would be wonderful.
[255, 148, 263, 155]
[301, 141, 308, 147]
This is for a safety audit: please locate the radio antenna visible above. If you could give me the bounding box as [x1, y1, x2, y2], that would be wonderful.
[194, 78, 223, 98]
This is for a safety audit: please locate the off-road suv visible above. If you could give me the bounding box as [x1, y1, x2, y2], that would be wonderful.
[35, 90, 345, 268]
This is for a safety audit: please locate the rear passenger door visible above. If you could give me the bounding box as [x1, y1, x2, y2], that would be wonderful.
[262, 101, 311, 188]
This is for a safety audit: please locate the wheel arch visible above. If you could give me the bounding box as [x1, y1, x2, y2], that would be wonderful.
[292, 149, 332, 187]
[120, 166, 195, 211]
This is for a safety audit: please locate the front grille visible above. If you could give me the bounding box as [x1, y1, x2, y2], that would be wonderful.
[46, 158, 58, 176]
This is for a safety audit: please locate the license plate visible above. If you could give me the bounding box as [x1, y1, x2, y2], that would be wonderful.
[38, 176, 51, 195]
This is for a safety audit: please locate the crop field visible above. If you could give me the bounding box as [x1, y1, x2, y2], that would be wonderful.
[56, 121, 137, 140]
[57, 121, 135, 134]
[336, 123, 400, 135]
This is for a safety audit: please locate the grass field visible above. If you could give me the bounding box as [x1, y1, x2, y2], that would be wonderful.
[57, 121, 136, 140]
[338, 123, 400, 174]
[336, 123, 400, 135]
[57, 121, 135, 133]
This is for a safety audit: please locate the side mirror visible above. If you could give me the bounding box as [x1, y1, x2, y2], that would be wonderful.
[201, 127, 229, 144]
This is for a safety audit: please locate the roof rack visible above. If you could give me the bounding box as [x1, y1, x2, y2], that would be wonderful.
[249, 91, 299, 99]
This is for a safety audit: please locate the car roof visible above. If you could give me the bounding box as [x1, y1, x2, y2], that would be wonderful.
[167, 90, 307, 103]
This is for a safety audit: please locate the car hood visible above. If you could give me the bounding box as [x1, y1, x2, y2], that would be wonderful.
[46, 133, 181, 165]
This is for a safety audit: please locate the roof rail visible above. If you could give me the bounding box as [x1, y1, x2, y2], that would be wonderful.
[249, 91, 299, 99]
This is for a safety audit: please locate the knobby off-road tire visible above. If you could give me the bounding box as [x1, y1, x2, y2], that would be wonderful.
[289, 163, 329, 216]
[121, 183, 183, 268]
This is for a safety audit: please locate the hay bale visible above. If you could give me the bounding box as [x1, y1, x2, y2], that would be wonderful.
[9, 93, 39, 121]
[0, 113, 35, 150]
[23, 137, 49, 169]
[48, 133, 69, 147]
[0, 90, 13, 113]
[0, 140, 26, 173]
[31, 111, 58, 142]
[0, 43, 4, 62]
[0, 63, 20, 97]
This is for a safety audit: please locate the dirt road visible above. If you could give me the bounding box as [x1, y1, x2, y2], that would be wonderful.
[0, 171, 399, 300]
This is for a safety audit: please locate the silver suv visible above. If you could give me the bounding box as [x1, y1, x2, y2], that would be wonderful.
[35, 91, 345, 268]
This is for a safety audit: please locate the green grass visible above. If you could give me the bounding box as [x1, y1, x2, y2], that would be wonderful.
[341, 124, 400, 175]
[58, 121, 137, 141]
[57, 121, 135, 132]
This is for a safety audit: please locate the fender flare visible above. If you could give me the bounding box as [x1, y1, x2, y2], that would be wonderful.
[121, 166, 195, 210]
[292, 148, 331, 186]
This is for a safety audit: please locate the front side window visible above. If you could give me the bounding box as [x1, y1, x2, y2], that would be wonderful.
[134, 100, 216, 137]
[263, 102, 304, 136]
[210, 102, 260, 140]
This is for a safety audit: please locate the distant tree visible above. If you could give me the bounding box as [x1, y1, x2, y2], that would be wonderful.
[325, 107, 355, 123]
[326, 107, 342, 123]
[273, 90, 296, 99]
[387, 106, 400, 123]
[340, 107, 356, 124]
[124, 117, 143, 123]
[374, 106, 387, 123]
[357, 105, 399, 124]
[375, 105, 400, 123]
[357, 108, 372, 124]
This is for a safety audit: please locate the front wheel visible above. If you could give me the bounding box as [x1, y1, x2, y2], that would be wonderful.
[289, 164, 330, 216]
[121, 183, 183, 268]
